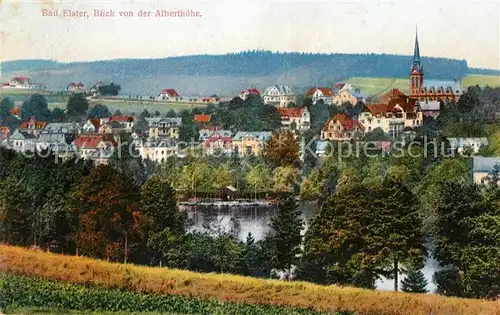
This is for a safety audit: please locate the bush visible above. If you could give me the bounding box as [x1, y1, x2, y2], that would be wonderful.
[0, 274, 329, 315]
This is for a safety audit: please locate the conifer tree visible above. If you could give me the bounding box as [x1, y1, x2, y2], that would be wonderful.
[268, 193, 303, 279]
[401, 266, 428, 293]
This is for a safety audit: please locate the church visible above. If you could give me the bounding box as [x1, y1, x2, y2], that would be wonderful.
[409, 30, 462, 104]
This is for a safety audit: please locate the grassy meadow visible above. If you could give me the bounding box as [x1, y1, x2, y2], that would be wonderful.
[1, 245, 499, 315]
[2, 307, 184, 315]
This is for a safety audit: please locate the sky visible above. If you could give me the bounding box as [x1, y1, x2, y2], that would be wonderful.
[1, 0, 499, 69]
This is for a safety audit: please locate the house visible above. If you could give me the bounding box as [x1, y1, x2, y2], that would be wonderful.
[108, 115, 136, 132]
[409, 30, 462, 104]
[4, 76, 46, 90]
[262, 85, 296, 107]
[232, 131, 272, 156]
[73, 134, 117, 165]
[379, 88, 408, 104]
[321, 113, 364, 141]
[199, 128, 232, 141]
[306, 87, 333, 105]
[9, 106, 21, 119]
[146, 117, 182, 139]
[137, 138, 178, 163]
[0, 126, 10, 140]
[67, 82, 86, 93]
[239, 88, 260, 100]
[20, 116, 48, 137]
[200, 96, 220, 103]
[157, 89, 180, 101]
[193, 114, 212, 125]
[419, 100, 441, 118]
[81, 118, 101, 133]
[89, 81, 105, 96]
[43, 122, 81, 134]
[203, 133, 233, 156]
[36, 132, 74, 153]
[332, 84, 366, 106]
[448, 138, 489, 154]
[8, 129, 36, 152]
[358, 98, 423, 138]
[277, 107, 310, 131]
[472, 156, 500, 185]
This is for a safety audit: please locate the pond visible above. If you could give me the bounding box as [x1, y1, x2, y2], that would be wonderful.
[182, 202, 438, 292]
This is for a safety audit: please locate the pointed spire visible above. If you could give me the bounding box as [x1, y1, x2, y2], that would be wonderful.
[413, 25, 421, 66]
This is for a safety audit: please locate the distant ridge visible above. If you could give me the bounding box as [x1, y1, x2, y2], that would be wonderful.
[0, 51, 493, 96]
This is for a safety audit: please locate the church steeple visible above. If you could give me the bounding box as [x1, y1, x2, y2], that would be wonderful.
[409, 25, 424, 97]
[413, 26, 421, 67]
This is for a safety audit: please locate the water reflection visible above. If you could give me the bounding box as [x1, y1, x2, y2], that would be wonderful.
[182, 202, 437, 292]
[184, 202, 317, 240]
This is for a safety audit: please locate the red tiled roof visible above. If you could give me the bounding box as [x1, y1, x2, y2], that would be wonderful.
[203, 134, 232, 147]
[388, 98, 416, 113]
[334, 82, 346, 90]
[20, 117, 47, 130]
[9, 107, 20, 115]
[88, 118, 101, 128]
[109, 115, 135, 123]
[306, 87, 333, 97]
[73, 134, 116, 149]
[366, 104, 390, 116]
[247, 88, 260, 95]
[159, 89, 179, 97]
[194, 114, 212, 123]
[278, 107, 305, 118]
[324, 113, 363, 132]
[2, 83, 10, 87]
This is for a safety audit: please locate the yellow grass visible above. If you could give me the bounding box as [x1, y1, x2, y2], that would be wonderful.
[0, 245, 499, 315]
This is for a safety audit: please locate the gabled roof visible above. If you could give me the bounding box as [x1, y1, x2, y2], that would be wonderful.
[263, 84, 294, 95]
[86, 118, 101, 128]
[146, 117, 182, 127]
[73, 134, 117, 149]
[324, 113, 363, 131]
[43, 122, 80, 133]
[159, 89, 179, 97]
[204, 134, 233, 147]
[233, 131, 272, 142]
[277, 107, 305, 118]
[194, 114, 211, 123]
[20, 118, 47, 130]
[306, 87, 333, 97]
[10, 129, 36, 140]
[379, 88, 408, 103]
[422, 80, 462, 94]
[109, 115, 135, 123]
[365, 104, 390, 116]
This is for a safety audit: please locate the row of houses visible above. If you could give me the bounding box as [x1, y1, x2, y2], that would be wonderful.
[1, 76, 46, 90]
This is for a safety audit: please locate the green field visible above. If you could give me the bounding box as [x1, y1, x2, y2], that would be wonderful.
[461, 74, 500, 88]
[343, 77, 410, 98]
[0, 90, 208, 114]
[3, 307, 183, 315]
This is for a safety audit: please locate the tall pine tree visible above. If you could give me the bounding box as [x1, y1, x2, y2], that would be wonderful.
[401, 266, 428, 293]
[267, 193, 303, 279]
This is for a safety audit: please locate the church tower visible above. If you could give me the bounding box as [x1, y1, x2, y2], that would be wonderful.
[409, 27, 424, 97]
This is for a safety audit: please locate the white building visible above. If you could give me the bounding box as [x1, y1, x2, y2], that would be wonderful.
[448, 138, 489, 154]
[262, 85, 296, 107]
[332, 84, 366, 106]
[277, 107, 310, 131]
[358, 100, 423, 139]
[306, 87, 333, 105]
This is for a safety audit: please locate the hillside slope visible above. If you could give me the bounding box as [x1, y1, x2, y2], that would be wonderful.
[1, 245, 499, 315]
[1, 51, 470, 96]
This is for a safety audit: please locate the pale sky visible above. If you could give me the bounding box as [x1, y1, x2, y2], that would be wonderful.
[1, 0, 499, 69]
